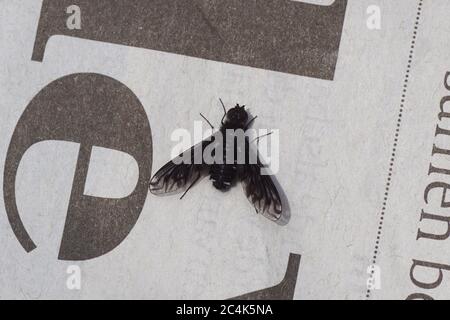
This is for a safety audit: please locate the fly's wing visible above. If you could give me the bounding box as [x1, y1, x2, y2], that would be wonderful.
[239, 140, 282, 221]
[149, 138, 212, 196]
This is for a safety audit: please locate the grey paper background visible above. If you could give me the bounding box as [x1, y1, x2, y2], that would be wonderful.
[0, 0, 443, 299]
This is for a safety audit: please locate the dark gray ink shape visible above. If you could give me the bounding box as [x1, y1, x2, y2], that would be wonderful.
[3, 73, 153, 261]
[230, 253, 301, 300]
[32, 0, 347, 80]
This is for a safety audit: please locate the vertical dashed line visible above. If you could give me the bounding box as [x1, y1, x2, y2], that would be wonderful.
[366, 0, 423, 299]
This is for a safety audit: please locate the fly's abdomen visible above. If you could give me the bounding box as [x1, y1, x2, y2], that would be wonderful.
[210, 164, 236, 191]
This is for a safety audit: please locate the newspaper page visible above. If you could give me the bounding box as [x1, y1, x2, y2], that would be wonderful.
[0, 0, 446, 300]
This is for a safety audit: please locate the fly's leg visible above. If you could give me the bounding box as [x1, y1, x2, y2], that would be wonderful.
[252, 131, 274, 147]
[245, 116, 258, 130]
[200, 113, 215, 130]
[220, 98, 227, 124]
[180, 172, 202, 200]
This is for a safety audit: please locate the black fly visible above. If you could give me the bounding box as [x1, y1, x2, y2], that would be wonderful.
[149, 99, 283, 221]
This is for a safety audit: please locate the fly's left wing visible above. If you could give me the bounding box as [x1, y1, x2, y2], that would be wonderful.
[149, 138, 212, 196]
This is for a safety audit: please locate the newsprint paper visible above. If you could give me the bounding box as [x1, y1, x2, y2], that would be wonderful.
[0, 0, 449, 300]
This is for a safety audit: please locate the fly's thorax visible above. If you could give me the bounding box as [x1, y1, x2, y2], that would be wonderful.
[223, 104, 249, 128]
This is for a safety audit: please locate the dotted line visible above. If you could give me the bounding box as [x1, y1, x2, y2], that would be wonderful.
[365, 0, 423, 299]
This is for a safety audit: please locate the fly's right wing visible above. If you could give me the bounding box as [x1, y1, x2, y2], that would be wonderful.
[239, 139, 283, 221]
